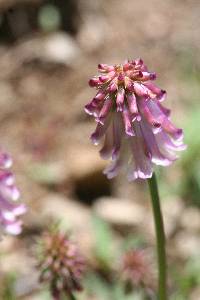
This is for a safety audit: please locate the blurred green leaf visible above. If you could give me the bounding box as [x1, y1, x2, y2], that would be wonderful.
[26, 162, 65, 185]
[1, 273, 16, 300]
[92, 215, 116, 270]
[83, 272, 111, 300]
[38, 4, 61, 32]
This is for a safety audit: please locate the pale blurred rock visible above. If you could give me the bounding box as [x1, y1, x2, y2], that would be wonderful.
[77, 16, 109, 52]
[0, 32, 81, 77]
[162, 197, 185, 237]
[174, 232, 200, 258]
[40, 193, 90, 229]
[26, 160, 69, 185]
[40, 33, 81, 65]
[0, 82, 16, 118]
[143, 197, 184, 239]
[180, 207, 200, 232]
[0, 248, 35, 274]
[15, 271, 40, 298]
[40, 193, 94, 257]
[190, 287, 200, 300]
[67, 145, 106, 180]
[93, 197, 146, 228]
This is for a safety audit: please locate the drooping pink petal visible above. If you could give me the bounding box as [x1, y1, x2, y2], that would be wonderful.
[128, 123, 153, 180]
[90, 114, 111, 145]
[100, 124, 114, 160]
[97, 97, 113, 124]
[122, 106, 135, 136]
[116, 88, 125, 112]
[112, 112, 123, 159]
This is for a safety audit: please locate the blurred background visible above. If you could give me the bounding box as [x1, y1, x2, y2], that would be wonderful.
[0, 0, 199, 299]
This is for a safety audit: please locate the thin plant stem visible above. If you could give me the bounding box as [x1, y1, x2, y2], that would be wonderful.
[148, 172, 167, 300]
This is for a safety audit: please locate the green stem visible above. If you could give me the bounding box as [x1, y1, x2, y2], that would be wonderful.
[68, 293, 77, 300]
[148, 173, 167, 300]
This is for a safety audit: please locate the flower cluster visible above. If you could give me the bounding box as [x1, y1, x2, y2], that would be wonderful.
[38, 229, 85, 300]
[0, 151, 26, 236]
[121, 249, 153, 289]
[85, 59, 186, 180]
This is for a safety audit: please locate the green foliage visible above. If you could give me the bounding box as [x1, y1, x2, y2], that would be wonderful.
[38, 4, 61, 32]
[92, 215, 116, 270]
[180, 108, 200, 205]
[1, 273, 16, 300]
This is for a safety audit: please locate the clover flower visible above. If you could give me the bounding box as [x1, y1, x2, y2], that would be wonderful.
[38, 229, 85, 300]
[121, 249, 153, 290]
[85, 59, 186, 180]
[0, 151, 26, 236]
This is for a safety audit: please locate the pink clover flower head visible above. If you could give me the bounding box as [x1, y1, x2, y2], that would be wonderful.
[121, 249, 153, 289]
[85, 59, 186, 180]
[0, 151, 26, 236]
[39, 229, 86, 299]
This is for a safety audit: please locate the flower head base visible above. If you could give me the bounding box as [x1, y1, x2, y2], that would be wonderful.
[38, 229, 86, 300]
[85, 59, 186, 180]
[0, 151, 26, 236]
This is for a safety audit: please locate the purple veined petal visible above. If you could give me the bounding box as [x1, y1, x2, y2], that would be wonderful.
[138, 98, 162, 133]
[0, 171, 15, 186]
[157, 102, 171, 117]
[123, 62, 134, 72]
[145, 99, 169, 123]
[96, 97, 113, 124]
[143, 82, 166, 101]
[103, 157, 122, 179]
[0, 193, 22, 212]
[128, 127, 153, 180]
[156, 90, 167, 102]
[122, 105, 135, 136]
[128, 70, 143, 80]
[98, 64, 115, 72]
[137, 71, 156, 81]
[141, 99, 180, 140]
[154, 134, 179, 162]
[89, 77, 102, 87]
[99, 71, 116, 83]
[107, 82, 118, 93]
[90, 114, 111, 145]
[94, 90, 107, 101]
[1, 211, 15, 222]
[126, 93, 140, 119]
[0, 152, 12, 169]
[134, 58, 143, 67]
[140, 118, 174, 166]
[84, 94, 105, 117]
[116, 88, 125, 112]
[0, 184, 20, 202]
[112, 112, 124, 160]
[133, 83, 148, 97]
[134, 59, 148, 72]
[118, 72, 125, 82]
[84, 102, 99, 117]
[12, 204, 27, 216]
[125, 79, 135, 92]
[155, 130, 187, 152]
[99, 124, 114, 160]
[4, 221, 22, 235]
[161, 118, 183, 141]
